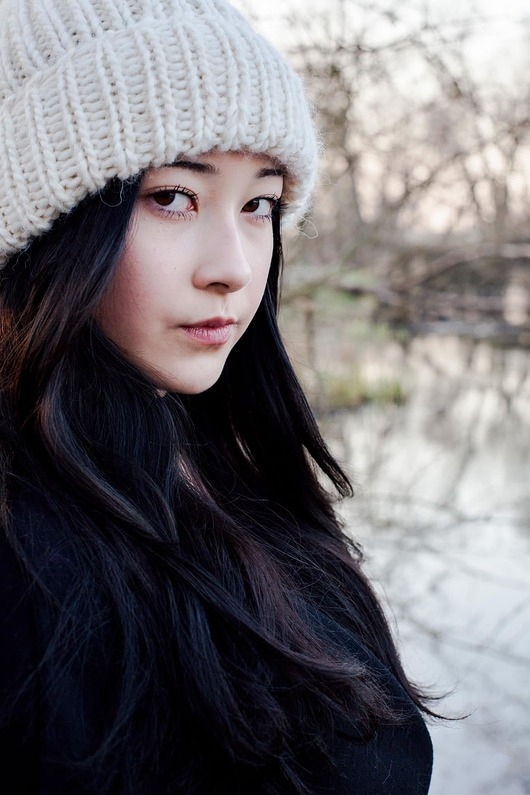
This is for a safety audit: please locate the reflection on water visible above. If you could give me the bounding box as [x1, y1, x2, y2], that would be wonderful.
[325, 336, 530, 795]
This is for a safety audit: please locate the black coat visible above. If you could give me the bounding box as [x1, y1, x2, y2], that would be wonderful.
[0, 488, 432, 794]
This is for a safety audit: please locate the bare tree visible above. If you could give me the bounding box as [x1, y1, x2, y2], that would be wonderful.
[272, 0, 530, 334]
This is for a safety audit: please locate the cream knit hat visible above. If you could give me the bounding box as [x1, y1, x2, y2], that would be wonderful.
[0, 0, 318, 266]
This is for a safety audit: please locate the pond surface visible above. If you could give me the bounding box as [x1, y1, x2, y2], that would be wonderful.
[323, 335, 530, 795]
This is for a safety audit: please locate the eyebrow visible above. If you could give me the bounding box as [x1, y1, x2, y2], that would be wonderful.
[171, 159, 286, 179]
[256, 166, 287, 179]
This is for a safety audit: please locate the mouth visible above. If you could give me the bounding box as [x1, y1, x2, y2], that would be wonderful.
[179, 317, 236, 345]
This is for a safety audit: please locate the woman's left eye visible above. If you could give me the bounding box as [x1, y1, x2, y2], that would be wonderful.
[242, 196, 278, 220]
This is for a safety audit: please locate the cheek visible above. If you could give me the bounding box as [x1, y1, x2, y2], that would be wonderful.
[249, 258, 271, 314]
[251, 237, 274, 295]
[240, 250, 273, 334]
[95, 250, 152, 345]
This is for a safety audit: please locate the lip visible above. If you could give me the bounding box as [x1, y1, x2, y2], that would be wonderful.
[179, 316, 236, 346]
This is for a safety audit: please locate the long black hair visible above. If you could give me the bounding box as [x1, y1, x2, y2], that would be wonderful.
[0, 175, 430, 793]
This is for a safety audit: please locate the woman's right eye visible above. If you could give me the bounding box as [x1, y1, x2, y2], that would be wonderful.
[147, 188, 197, 217]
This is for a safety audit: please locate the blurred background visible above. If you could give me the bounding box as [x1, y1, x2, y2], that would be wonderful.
[234, 1, 530, 792]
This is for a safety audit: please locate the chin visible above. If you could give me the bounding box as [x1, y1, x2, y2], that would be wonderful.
[171, 382, 219, 396]
[132, 353, 228, 396]
[154, 370, 225, 396]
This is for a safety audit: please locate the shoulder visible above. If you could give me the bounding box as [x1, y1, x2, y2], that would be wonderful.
[0, 516, 35, 659]
[0, 480, 85, 665]
[0, 495, 40, 788]
[0, 482, 43, 651]
[0, 482, 115, 787]
[5, 480, 84, 594]
[0, 479, 60, 678]
[309, 608, 434, 795]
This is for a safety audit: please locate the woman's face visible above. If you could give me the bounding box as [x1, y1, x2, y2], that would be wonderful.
[96, 151, 283, 393]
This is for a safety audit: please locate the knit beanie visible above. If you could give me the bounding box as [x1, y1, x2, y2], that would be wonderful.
[0, 0, 318, 267]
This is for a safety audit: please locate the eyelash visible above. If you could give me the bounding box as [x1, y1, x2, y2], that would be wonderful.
[146, 185, 198, 219]
[145, 187, 286, 222]
[247, 195, 285, 223]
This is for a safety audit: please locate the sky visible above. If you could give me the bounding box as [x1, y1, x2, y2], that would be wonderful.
[232, 0, 529, 81]
[234, 0, 528, 27]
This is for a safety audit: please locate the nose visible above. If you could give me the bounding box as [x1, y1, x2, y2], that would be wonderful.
[192, 214, 253, 294]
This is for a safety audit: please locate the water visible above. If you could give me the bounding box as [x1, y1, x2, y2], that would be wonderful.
[325, 336, 530, 794]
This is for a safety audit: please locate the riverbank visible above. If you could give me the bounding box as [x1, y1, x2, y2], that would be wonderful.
[284, 325, 530, 795]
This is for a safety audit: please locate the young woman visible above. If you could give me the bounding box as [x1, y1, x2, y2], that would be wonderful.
[0, 0, 433, 792]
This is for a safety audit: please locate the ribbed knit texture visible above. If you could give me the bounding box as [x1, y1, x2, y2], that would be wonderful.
[0, 0, 318, 266]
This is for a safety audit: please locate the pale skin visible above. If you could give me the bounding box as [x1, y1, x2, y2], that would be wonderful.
[96, 151, 285, 394]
